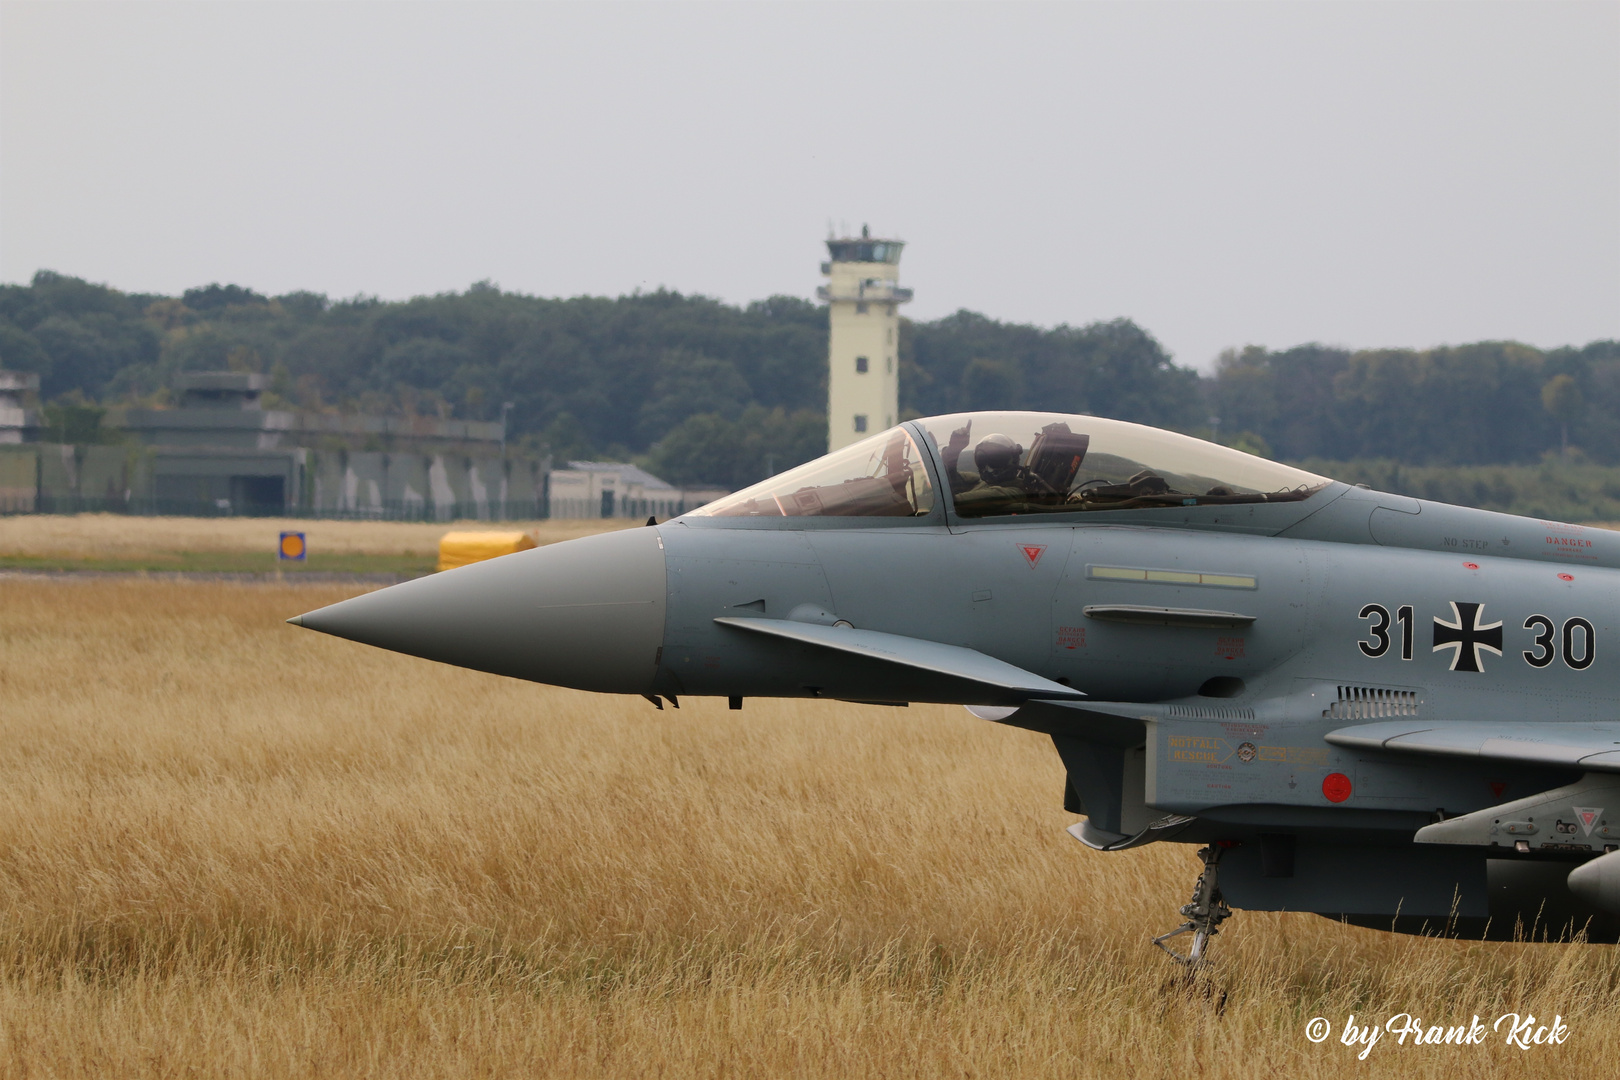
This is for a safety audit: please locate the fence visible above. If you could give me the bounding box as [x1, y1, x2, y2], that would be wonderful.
[2, 494, 552, 521]
[0, 443, 553, 521]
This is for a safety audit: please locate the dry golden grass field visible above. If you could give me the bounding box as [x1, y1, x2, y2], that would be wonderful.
[0, 514, 633, 574]
[0, 514, 634, 559]
[2, 565, 1618, 1074]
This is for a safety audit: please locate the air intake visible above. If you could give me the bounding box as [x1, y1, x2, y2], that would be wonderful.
[1322, 685, 1420, 720]
[1165, 704, 1256, 720]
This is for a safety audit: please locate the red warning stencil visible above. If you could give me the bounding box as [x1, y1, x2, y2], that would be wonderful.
[1322, 773, 1353, 803]
[1576, 806, 1604, 836]
[1020, 544, 1046, 568]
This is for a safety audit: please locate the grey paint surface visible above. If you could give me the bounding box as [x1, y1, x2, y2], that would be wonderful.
[715, 616, 1084, 705]
[293, 411, 1620, 942]
[294, 525, 664, 693]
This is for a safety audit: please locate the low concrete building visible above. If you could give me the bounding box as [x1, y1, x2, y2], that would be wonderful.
[303, 449, 547, 520]
[0, 371, 40, 445]
[548, 461, 724, 520]
[0, 371, 550, 519]
[117, 373, 508, 453]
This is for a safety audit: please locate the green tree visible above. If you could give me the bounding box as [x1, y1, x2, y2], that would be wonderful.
[41, 398, 107, 444]
[0, 322, 52, 379]
[958, 357, 1023, 410]
[1542, 373, 1581, 459]
[7, 269, 1618, 475]
[648, 407, 824, 489]
[637, 350, 751, 442]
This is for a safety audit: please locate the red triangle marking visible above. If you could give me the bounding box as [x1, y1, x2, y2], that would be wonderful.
[1489, 781, 1507, 799]
[1579, 808, 1600, 828]
[1021, 544, 1046, 568]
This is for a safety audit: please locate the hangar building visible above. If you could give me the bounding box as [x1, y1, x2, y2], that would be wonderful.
[0, 371, 550, 519]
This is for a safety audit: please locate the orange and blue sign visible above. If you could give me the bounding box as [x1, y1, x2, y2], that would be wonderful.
[279, 531, 307, 561]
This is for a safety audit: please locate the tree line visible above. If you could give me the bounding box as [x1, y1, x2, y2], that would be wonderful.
[0, 271, 1615, 490]
[1207, 341, 1620, 466]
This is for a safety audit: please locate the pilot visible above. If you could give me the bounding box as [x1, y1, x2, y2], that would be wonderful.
[972, 433, 1023, 490]
[944, 428, 1045, 509]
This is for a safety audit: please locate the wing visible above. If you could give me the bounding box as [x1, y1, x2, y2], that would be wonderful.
[1325, 720, 1620, 772]
[714, 617, 1085, 705]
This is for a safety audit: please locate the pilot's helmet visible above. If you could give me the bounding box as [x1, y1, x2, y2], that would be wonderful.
[974, 434, 1022, 484]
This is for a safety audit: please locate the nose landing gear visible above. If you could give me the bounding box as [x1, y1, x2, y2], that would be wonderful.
[1153, 844, 1233, 967]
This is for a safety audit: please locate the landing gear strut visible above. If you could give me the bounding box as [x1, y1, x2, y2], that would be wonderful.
[1153, 844, 1232, 967]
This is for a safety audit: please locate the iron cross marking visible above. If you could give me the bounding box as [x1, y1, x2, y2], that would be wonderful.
[1432, 601, 1504, 673]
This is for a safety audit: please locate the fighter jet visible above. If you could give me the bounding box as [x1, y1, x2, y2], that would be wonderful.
[291, 412, 1620, 963]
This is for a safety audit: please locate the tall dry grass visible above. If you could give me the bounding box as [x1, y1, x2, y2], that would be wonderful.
[0, 513, 631, 560]
[1, 577, 1615, 1077]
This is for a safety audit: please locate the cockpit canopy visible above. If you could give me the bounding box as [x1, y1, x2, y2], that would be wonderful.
[690, 426, 935, 519]
[913, 412, 1330, 518]
[688, 411, 1329, 521]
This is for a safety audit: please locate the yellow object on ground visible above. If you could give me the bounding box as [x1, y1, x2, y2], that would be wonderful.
[436, 530, 537, 572]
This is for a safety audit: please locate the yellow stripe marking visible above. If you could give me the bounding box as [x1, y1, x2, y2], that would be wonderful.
[1087, 565, 1257, 589]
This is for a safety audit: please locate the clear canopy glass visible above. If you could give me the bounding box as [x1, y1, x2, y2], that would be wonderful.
[690, 426, 935, 519]
[912, 412, 1329, 519]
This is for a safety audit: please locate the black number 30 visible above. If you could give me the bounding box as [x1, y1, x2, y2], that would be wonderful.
[1523, 614, 1595, 670]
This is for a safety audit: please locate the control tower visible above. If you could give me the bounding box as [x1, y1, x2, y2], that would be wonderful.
[818, 226, 912, 451]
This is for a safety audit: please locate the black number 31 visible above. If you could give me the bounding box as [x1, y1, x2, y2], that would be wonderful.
[1359, 603, 1414, 660]
[1359, 604, 1390, 657]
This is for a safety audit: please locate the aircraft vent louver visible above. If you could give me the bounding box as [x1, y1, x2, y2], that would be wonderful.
[1322, 686, 1421, 720]
[1165, 705, 1256, 720]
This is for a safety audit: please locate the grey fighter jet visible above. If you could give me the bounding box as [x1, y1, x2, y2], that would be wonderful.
[291, 412, 1620, 962]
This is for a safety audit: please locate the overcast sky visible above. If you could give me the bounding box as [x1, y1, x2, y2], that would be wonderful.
[2, 1, 1615, 371]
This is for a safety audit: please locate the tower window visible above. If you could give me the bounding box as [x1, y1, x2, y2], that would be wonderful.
[885, 356, 893, 373]
[855, 302, 868, 315]
[855, 356, 869, 374]
[853, 415, 868, 433]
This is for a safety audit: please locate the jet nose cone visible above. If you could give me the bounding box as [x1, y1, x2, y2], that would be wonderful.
[292, 527, 666, 694]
